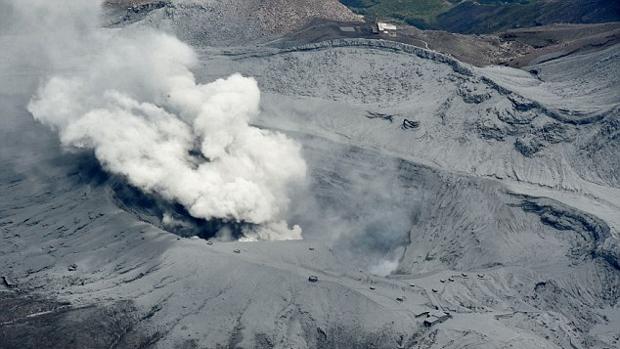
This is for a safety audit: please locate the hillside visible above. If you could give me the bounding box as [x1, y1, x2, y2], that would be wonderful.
[340, 0, 620, 33]
[106, 0, 362, 45]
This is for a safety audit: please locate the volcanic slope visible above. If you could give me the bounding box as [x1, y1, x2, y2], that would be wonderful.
[106, 0, 362, 46]
[1, 10, 620, 349]
[193, 38, 620, 347]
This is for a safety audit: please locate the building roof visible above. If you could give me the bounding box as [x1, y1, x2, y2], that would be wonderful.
[377, 22, 397, 31]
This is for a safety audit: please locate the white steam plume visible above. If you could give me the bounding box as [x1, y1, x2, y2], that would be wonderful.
[16, 0, 306, 240]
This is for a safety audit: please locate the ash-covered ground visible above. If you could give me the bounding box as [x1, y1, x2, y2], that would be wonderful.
[1, 1, 619, 348]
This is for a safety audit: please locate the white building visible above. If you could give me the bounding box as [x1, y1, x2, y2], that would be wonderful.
[377, 22, 397, 33]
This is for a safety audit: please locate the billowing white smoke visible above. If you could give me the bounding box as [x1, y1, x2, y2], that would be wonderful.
[19, 0, 306, 240]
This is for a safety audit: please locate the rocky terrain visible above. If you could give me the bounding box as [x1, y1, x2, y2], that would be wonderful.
[279, 20, 620, 69]
[105, 0, 361, 46]
[104, 0, 620, 67]
[1, 1, 619, 348]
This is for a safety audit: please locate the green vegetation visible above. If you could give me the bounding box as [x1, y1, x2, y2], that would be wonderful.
[340, 0, 535, 28]
[340, 0, 450, 25]
[341, 0, 618, 33]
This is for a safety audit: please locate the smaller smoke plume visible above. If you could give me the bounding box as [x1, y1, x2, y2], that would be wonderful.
[21, 0, 306, 240]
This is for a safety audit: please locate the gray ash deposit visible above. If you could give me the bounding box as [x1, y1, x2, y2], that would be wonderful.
[1, 1, 618, 348]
